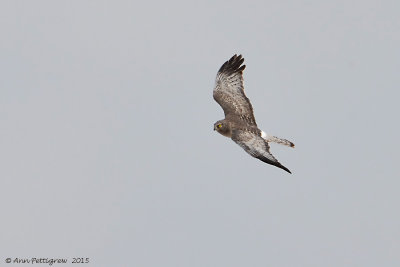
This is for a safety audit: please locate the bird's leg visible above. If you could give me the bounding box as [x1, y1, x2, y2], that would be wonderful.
[261, 131, 295, 148]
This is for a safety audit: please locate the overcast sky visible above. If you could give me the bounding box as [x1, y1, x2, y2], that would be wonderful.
[1, 1, 399, 266]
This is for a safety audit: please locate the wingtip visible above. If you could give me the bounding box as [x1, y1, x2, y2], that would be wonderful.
[256, 156, 292, 174]
[272, 161, 292, 174]
[280, 164, 292, 174]
[272, 160, 292, 174]
[218, 54, 246, 75]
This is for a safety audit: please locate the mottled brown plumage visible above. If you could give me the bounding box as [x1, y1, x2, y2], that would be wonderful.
[213, 54, 294, 173]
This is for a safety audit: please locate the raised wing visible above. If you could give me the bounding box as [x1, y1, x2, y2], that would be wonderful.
[231, 130, 291, 173]
[213, 54, 257, 126]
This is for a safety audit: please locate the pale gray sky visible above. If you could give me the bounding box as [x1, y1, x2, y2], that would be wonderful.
[1, 1, 399, 266]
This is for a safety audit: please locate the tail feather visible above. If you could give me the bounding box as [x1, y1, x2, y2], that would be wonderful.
[261, 131, 295, 148]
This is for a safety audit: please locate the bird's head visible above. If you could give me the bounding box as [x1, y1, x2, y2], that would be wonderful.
[214, 120, 231, 137]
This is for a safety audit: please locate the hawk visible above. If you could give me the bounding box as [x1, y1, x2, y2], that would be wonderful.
[213, 54, 294, 173]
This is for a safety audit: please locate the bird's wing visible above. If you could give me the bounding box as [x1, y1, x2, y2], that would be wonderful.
[213, 54, 257, 126]
[231, 130, 291, 173]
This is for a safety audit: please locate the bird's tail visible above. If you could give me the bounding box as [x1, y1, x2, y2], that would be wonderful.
[261, 131, 295, 148]
[271, 136, 295, 148]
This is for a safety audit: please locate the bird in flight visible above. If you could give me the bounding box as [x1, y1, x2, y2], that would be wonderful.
[213, 54, 294, 173]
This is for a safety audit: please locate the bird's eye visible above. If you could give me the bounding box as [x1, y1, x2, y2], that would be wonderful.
[217, 124, 222, 128]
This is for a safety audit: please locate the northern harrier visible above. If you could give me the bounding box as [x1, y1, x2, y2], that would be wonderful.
[213, 54, 294, 173]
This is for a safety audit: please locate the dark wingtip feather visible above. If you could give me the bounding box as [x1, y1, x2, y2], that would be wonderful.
[218, 54, 246, 75]
[270, 160, 291, 174]
[277, 163, 292, 174]
[257, 156, 292, 174]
